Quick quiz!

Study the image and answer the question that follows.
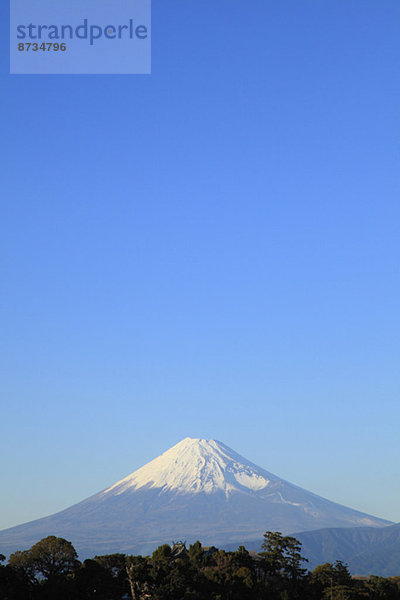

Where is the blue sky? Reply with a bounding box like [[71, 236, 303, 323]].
[[1, 0, 399, 530]]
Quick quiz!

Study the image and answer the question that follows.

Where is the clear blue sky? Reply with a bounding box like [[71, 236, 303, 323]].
[[1, 0, 399, 531]]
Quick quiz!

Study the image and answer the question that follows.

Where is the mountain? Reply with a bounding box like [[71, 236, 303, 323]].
[[224, 524, 400, 576], [0, 438, 391, 558], [295, 523, 400, 576]]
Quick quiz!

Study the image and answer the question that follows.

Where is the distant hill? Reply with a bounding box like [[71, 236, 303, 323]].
[[0, 438, 391, 558], [224, 523, 400, 576], [296, 523, 400, 576]]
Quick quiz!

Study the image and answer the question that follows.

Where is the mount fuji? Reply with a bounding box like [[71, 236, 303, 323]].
[[0, 438, 391, 557]]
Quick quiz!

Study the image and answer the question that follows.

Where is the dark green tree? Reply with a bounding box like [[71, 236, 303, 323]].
[[94, 554, 129, 598], [188, 541, 204, 567], [7, 549, 37, 586], [260, 531, 308, 580], [364, 575, 400, 600], [126, 555, 152, 600], [310, 561, 355, 600], [73, 559, 114, 600], [311, 561, 352, 587], [258, 531, 308, 599], [8, 536, 79, 582], [8, 536, 80, 600]]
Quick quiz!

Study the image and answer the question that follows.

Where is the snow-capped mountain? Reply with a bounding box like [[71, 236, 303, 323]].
[[0, 438, 392, 557], [104, 437, 274, 496]]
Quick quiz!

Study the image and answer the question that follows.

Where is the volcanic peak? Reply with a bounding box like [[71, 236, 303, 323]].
[[103, 437, 273, 497]]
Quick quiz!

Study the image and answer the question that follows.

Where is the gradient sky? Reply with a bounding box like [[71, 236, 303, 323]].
[[1, 0, 399, 531]]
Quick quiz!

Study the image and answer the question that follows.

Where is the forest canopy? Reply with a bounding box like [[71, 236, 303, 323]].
[[1, 532, 400, 600]]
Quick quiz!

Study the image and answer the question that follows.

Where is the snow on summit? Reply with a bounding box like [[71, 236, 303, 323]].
[[0, 436, 392, 559], [103, 437, 272, 496]]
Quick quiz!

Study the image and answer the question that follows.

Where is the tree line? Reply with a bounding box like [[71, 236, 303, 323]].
[[1, 531, 400, 600]]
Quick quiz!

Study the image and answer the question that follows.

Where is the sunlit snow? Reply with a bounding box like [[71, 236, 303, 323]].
[[0, 436, 392, 559], [103, 437, 272, 496]]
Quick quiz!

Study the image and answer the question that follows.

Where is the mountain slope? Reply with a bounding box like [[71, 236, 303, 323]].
[[0, 438, 391, 557], [294, 523, 400, 576], [224, 524, 400, 576]]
